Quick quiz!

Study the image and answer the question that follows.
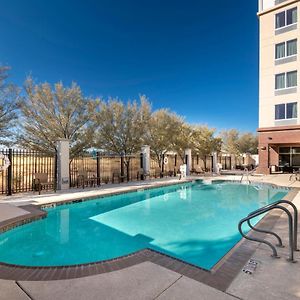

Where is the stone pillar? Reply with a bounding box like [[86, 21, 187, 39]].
[[56, 139, 70, 190], [141, 145, 150, 177], [257, 144, 270, 174], [184, 149, 192, 176], [231, 154, 236, 170], [212, 152, 219, 174]]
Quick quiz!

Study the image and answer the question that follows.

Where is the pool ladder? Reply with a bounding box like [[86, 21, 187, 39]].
[[238, 200, 299, 262]]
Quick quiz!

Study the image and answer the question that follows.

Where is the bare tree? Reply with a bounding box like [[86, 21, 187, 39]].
[[192, 126, 222, 169], [220, 129, 240, 155], [0, 66, 19, 145], [93, 95, 151, 180], [146, 109, 184, 168], [220, 129, 258, 155], [172, 123, 194, 162], [237, 132, 258, 154], [18, 77, 97, 157]]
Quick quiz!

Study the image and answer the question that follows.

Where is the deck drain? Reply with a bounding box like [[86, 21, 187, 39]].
[[242, 259, 259, 275]]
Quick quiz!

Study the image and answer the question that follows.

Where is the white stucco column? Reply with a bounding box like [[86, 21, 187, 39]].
[[184, 149, 192, 176], [231, 154, 236, 170], [56, 139, 70, 190], [212, 152, 219, 174], [141, 145, 150, 176]]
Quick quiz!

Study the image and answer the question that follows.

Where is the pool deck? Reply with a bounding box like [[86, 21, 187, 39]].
[[0, 174, 300, 299]]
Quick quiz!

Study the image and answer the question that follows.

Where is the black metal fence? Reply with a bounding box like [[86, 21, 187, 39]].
[[0, 149, 56, 195], [69, 154, 147, 187], [69, 153, 188, 187], [69, 153, 239, 187], [0, 148, 246, 195]]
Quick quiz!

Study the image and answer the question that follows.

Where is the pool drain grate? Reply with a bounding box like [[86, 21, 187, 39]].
[[242, 258, 259, 275]]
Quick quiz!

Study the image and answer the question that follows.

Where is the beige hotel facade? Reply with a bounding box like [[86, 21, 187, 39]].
[[258, 0, 300, 174]]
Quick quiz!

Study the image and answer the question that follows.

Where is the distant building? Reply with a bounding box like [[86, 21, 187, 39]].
[[258, 0, 300, 174]]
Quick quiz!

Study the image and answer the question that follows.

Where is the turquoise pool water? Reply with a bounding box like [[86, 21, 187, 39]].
[[0, 181, 288, 269]]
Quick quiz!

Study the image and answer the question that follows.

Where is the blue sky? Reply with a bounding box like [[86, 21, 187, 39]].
[[0, 0, 259, 132]]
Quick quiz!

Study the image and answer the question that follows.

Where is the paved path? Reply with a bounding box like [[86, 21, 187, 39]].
[[3, 262, 235, 300], [0, 204, 29, 222], [0, 178, 187, 207]]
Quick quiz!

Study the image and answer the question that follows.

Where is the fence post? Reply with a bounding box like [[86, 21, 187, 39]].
[[56, 139, 70, 190], [120, 154, 125, 182], [161, 154, 165, 177], [54, 151, 58, 190], [7, 149, 12, 196], [96, 152, 101, 186]]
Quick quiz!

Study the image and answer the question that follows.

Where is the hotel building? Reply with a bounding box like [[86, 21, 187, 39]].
[[258, 0, 300, 174]]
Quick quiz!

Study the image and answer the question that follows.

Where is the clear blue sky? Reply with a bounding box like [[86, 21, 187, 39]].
[[0, 0, 259, 132]]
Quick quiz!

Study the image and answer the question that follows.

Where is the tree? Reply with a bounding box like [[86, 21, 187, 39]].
[[172, 123, 194, 162], [220, 129, 240, 155], [146, 109, 184, 168], [0, 66, 19, 145], [192, 126, 222, 157], [93, 96, 151, 180], [18, 77, 97, 157], [237, 132, 258, 154], [220, 129, 258, 155], [192, 126, 222, 169]]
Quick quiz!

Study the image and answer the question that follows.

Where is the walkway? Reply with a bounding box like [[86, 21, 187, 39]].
[[1, 262, 235, 300]]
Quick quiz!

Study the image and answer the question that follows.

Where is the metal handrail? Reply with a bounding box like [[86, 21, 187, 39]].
[[248, 199, 298, 251], [246, 219, 284, 248], [238, 204, 296, 262]]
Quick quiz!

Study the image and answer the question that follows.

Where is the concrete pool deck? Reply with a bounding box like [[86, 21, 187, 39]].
[[0, 174, 300, 299]]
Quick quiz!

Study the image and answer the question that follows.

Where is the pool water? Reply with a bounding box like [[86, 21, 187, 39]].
[[0, 181, 288, 269]]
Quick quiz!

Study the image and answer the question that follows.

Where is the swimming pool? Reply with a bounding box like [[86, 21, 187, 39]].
[[0, 181, 288, 270]]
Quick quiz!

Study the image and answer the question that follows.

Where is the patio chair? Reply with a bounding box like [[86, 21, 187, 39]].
[[112, 172, 127, 183], [33, 173, 56, 195], [137, 168, 150, 180], [191, 166, 205, 175], [289, 168, 300, 181], [77, 171, 101, 188], [154, 168, 168, 178]]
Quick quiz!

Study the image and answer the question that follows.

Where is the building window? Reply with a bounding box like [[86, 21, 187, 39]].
[[276, 11, 286, 28], [287, 102, 297, 118], [275, 42, 285, 59], [275, 7, 297, 29], [275, 71, 297, 89], [287, 71, 297, 87], [275, 103, 286, 119], [287, 7, 297, 25], [275, 39, 297, 59], [275, 102, 297, 120], [279, 147, 300, 168], [275, 73, 285, 89], [287, 39, 297, 56]]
